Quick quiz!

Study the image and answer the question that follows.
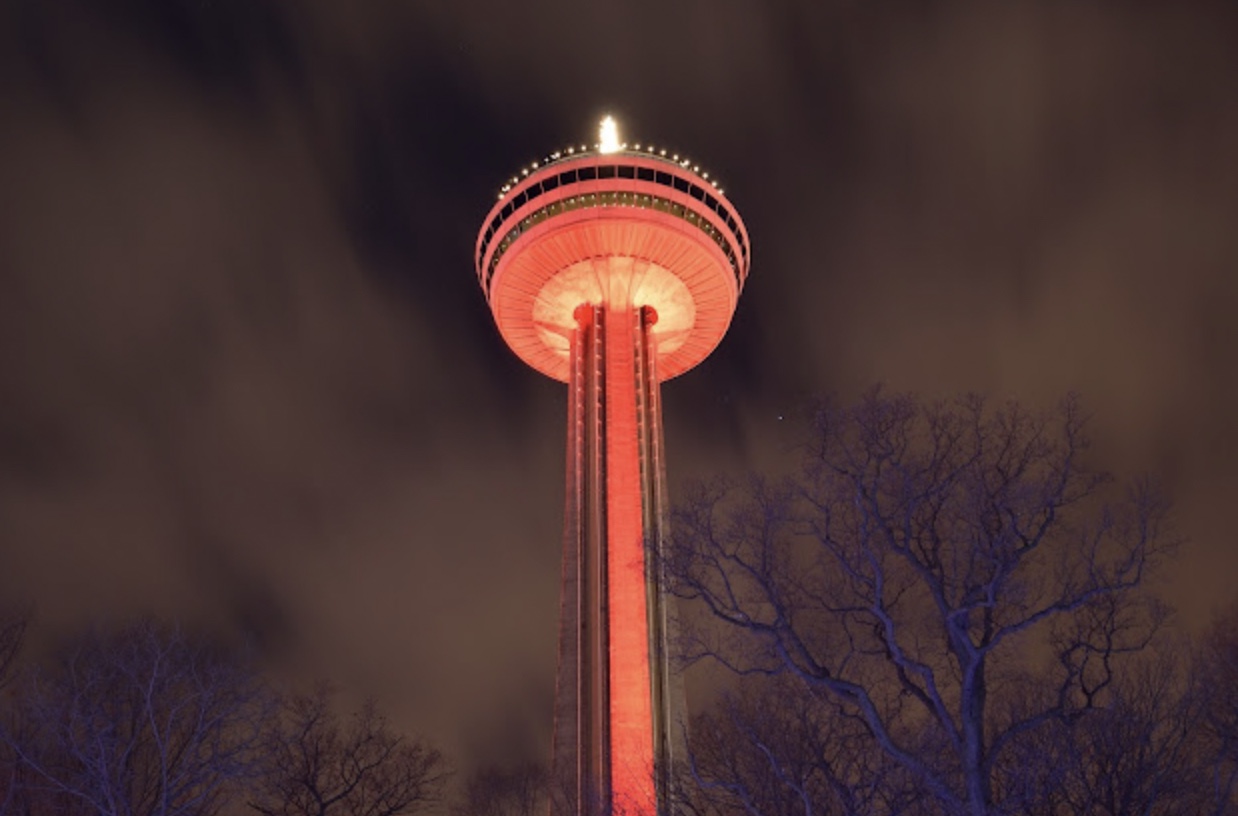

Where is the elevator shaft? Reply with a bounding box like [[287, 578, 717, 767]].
[[551, 304, 684, 816]]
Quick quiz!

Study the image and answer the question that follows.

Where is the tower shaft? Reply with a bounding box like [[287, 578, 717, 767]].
[[553, 304, 684, 816]]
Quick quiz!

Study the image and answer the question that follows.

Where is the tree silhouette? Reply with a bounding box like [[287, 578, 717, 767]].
[[1049, 650, 1204, 815], [0, 612, 26, 691], [452, 761, 548, 816], [0, 610, 29, 816], [1198, 604, 1238, 816], [686, 677, 914, 816], [249, 685, 447, 816], [667, 391, 1176, 816], [4, 619, 270, 816]]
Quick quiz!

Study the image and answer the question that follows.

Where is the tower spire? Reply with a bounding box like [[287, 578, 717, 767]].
[[598, 115, 621, 154]]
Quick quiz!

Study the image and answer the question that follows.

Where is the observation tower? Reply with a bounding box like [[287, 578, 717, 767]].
[[475, 118, 750, 816]]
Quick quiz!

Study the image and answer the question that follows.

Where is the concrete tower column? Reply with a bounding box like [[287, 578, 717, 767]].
[[553, 304, 683, 816]]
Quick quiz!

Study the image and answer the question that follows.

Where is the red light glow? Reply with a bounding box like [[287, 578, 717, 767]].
[[478, 153, 748, 383], [477, 143, 749, 816]]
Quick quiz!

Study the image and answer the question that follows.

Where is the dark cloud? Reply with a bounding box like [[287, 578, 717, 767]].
[[0, 0, 1235, 771]]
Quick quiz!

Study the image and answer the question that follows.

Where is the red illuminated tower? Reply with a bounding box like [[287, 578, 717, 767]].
[[475, 118, 750, 816]]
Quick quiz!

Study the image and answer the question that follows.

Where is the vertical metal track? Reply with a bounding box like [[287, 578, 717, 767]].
[[635, 306, 683, 816], [552, 307, 610, 816], [554, 324, 577, 816], [584, 307, 610, 814]]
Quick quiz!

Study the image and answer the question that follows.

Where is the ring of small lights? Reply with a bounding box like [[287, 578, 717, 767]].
[[475, 151, 750, 383]]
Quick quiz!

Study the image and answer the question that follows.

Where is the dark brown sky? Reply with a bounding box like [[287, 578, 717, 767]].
[[1, 0, 1235, 769]]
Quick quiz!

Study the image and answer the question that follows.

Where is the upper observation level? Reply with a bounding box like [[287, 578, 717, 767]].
[[475, 117, 751, 383]]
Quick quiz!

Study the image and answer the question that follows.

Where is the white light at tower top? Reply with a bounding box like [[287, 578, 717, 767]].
[[598, 116, 620, 154]]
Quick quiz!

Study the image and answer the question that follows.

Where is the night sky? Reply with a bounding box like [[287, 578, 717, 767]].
[[1, 0, 1236, 771]]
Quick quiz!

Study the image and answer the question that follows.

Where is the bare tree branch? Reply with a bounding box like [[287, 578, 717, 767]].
[[2, 618, 270, 816], [250, 684, 448, 816], [666, 390, 1176, 816]]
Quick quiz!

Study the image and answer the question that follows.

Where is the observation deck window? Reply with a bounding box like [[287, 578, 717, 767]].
[[578, 166, 597, 181], [598, 166, 616, 179], [689, 184, 704, 201], [672, 176, 688, 193], [637, 167, 654, 181], [618, 165, 635, 179], [655, 171, 671, 186], [543, 175, 560, 191]]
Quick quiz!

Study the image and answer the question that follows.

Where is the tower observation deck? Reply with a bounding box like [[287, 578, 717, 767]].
[[475, 118, 750, 816]]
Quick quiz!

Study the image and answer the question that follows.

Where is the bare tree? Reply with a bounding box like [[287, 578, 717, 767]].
[[451, 761, 548, 816], [0, 611, 27, 692], [1050, 650, 1204, 815], [666, 391, 1175, 816], [1197, 604, 1238, 816], [0, 609, 30, 816], [686, 677, 914, 816], [250, 685, 448, 816], [3, 618, 271, 816]]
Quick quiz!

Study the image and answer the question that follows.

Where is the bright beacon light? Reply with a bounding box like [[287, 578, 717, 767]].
[[598, 115, 620, 153]]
